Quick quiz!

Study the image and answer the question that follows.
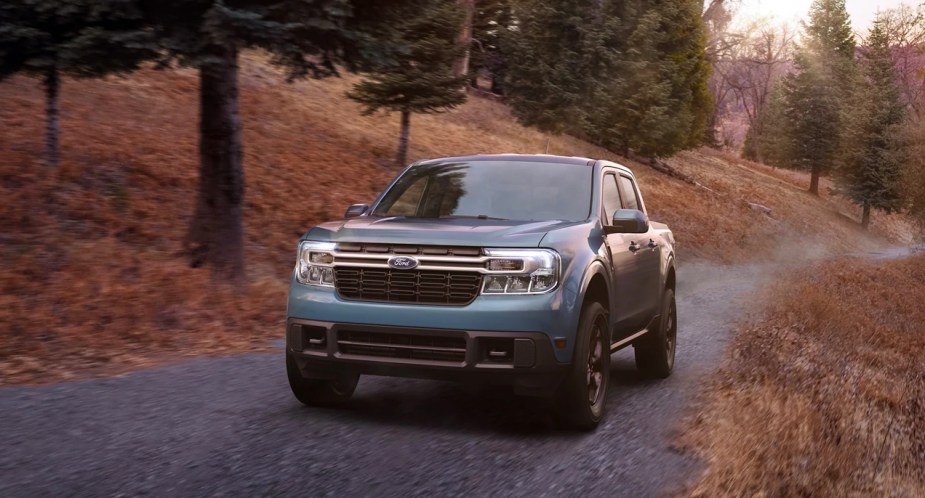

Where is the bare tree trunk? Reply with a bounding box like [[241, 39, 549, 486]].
[[861, 201, 871, 230], [44, 68, 60, 168], [452, 0, 475, 79], [396, 110, 411, 167], [809, 165, 820, 195], [187, 45, 246, 285]]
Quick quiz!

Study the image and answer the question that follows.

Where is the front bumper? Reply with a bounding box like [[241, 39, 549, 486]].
[[287, 278, 583, 364], [287, 318, 570, 396]]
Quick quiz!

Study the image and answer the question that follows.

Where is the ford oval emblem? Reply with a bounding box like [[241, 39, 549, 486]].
[[388, 256, 419, 270]]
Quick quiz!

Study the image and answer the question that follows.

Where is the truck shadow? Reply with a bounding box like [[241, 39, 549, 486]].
[[294, 352, 657, 436]]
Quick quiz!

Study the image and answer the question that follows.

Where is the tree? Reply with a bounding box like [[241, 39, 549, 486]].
[[0, 0, 155, 167], [780, 52, 841, 194], [720, 22, 795, 160], [468, 0, 513, 94], [452, 0, 475, 79], [750, 81, 791, 167], [347, 0, 467, 167], [593, 0, 712, 157], [778, 0, 856, 194], [504, 0, 593, 133], [836, 19, 906, 229], [702, 0, 736, 147], [505, 0, 711, 158], [901, 116, 925, 234], [879, 3, 925, 119], [139, 0, 407, 284]]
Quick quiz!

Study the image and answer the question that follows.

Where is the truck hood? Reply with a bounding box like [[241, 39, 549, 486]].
[[306, 216, 586, 248]]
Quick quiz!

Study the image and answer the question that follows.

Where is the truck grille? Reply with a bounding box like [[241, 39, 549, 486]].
[[337, 329, 466, 363], [334, 268, 482, 305]]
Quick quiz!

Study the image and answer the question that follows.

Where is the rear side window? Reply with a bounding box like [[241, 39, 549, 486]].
[[601, 174, 622, 225], [618, 175, 641, 211]]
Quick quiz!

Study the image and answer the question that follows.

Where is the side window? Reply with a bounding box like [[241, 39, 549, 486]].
[[601, 174, 622, 225], [618, 175, 641, 211]]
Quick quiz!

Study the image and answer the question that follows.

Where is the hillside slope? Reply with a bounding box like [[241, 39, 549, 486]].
[[0, 53, 911, 383]]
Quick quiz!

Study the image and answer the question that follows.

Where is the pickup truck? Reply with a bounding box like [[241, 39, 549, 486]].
[[286, 154, 677, 430]]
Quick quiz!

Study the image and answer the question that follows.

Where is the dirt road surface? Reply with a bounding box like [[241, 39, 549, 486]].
[[1, 262, 776, 497]]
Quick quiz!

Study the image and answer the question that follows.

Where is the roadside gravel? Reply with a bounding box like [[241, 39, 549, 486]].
[[0, 261, 775, 497]]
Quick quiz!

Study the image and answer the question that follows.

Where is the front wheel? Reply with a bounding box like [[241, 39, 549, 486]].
[[634, 288, 677, 378], [556, 301, 610, 431], [286, 352, 359, 406]]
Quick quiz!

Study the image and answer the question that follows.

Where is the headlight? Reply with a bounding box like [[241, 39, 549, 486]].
[[481, 249, 559, 295], [296, 241, 336, 287]]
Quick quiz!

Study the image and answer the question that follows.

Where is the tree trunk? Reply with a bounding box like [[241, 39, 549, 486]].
[[44, 68, 60, 168], [861, 201, 871, 230], [186, 45, 246, 285], [396, 110, 411, 167], [809, 165, 820, 195], [452, 0, 475, 79]]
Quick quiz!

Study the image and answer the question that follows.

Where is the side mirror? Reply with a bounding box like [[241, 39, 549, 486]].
[[606, 209, 649, 234], [344, 204, 368, 219]]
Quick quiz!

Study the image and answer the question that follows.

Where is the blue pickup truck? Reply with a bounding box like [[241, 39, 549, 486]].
[[286, 154, 677, 429]]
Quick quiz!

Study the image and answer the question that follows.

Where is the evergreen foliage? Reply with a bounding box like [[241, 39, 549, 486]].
[[504, 0, 711, 157], [749, 82, 790, 167], [772, 0, 857, 194], [504, 0, 592, 134], [835, 19, 905, 229], [0, 0, 156, 166], [346, 0, 468, 166], [468, 0, 513, 94]]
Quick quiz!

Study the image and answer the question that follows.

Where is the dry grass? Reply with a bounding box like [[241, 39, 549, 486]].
[[0, 52, 912, 384], [681, 253, 925, 497]]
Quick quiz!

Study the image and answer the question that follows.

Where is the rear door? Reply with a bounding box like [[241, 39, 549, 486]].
[[617, 174, 661, 321]]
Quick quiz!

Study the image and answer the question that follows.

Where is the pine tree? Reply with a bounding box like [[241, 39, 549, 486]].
[[585, 0, 711, 158], [138, 0, 410, 283], [0, 0, 155, 167], [504, 0, 592, 134], [751, 82, 790, 167], [781, 0, 857, 194], [586, 1, 668, 155], [347, 0, 468, 167], [654, 0, 713, 151], [468, 0, 513, 94], [780, 52, 841, 191], [835, 18, 905, 229]]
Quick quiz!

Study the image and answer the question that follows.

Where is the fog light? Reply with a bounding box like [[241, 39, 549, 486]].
[[484, 276, 507, 293], [321, 267, 334, 284], [508, 276, 530, 292], [531, 272, 555, 292], [308, 266, 322, 282]]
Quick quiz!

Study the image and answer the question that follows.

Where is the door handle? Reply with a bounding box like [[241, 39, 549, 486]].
[[629, 241, 641, 253], [647, 239, 658, 249]]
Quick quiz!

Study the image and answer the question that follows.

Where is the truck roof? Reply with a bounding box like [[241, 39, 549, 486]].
[[415, 154, 634, 176], [416, 154, 595, 166]]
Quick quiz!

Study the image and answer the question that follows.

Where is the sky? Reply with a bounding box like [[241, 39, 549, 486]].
[[735, 0, 914, 33]]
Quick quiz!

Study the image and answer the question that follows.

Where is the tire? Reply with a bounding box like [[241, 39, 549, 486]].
[[286, 352, 359, 406], [634, 288, 677, 379], [556, 301, 610, 431]]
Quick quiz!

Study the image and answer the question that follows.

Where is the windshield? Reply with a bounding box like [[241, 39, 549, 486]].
[[372, 160, 593, 221]]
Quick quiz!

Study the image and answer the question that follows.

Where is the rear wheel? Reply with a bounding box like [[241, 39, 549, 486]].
[[286, 352, 359, 406], [634, 288, 677, 378], [557, 302, 610, 431]]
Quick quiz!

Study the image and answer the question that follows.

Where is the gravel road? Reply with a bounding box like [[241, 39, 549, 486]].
[[0, 262, 775, 497]]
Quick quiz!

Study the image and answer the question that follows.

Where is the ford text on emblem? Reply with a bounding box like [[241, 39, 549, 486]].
[[388, 256, 419, 270]]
